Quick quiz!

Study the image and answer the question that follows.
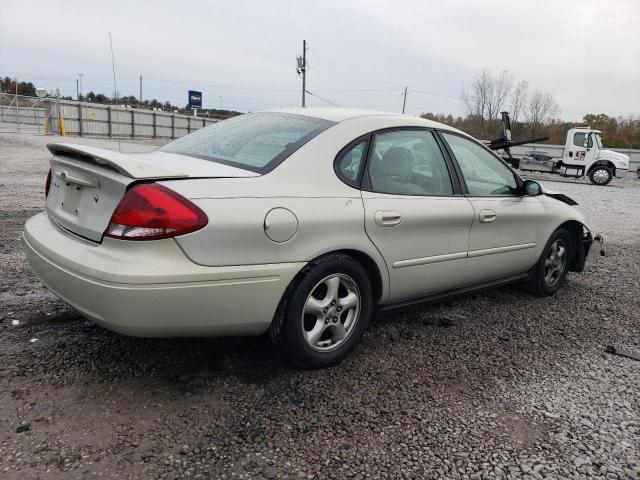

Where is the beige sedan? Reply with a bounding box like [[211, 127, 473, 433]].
[[24, 108, 603, 367]]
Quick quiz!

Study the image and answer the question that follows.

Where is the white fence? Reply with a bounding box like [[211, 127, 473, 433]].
[[0, 105, 46, 125], [44, 99, 218, 139], [0, 94, 218, 139]]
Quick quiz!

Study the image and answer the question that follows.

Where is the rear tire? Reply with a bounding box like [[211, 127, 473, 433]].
[[589, 166, 613, 185], [523, 228, 572, 296], [268, 254, 373, 368]]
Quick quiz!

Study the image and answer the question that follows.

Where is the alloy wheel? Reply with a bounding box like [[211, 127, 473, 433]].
[[544, 239, 567, 287], [301, 273, 361, 352]]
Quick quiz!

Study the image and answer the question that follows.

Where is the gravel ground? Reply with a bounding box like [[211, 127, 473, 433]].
[[1, 132, 639, 480]]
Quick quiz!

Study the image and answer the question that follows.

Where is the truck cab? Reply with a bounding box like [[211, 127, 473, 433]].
[[560, 127, 629, 185]]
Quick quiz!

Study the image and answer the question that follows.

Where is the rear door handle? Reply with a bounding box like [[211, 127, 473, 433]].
[[479, 209, 497, 223], [374, 210, 403, 227]]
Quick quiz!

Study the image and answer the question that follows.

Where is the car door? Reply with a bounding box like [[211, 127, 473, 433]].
[[566, 130, 594, 167], [358, 128, 475, 302], [439, 131, 546, 284]]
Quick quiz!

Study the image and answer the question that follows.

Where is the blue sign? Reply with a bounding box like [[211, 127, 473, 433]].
[[188, 90, 202, 108]]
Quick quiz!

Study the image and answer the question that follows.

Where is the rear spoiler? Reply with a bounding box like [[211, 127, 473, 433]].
[[47, 143, 187, 179]]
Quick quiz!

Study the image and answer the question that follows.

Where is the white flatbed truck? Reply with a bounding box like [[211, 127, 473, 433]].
[[490, 113, 630, 186], [518, 127, 630, 185]]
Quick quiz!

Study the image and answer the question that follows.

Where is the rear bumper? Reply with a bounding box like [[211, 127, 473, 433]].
[[24, 213, 304, 337]]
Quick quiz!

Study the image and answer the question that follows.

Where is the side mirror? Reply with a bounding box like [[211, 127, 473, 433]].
[[523, 180, 543, 196]]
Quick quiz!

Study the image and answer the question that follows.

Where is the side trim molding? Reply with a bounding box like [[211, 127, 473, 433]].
[[392, 242, 535, 269], [393, 251, 467, 269], [468, 242, 535, 258]]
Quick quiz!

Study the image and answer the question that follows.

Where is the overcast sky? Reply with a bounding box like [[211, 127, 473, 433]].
[[1, 0, 638, 120]]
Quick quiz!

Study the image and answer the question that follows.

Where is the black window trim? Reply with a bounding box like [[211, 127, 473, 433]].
[[436, 129, 525, 198], [333, 134, 372, 188], [334, 126, 464, 197]]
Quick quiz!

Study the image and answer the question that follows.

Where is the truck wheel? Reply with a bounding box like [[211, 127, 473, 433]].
[[268, 254, 372, 369], [523, 228, 572, 296], [589, 166, 613, 185]]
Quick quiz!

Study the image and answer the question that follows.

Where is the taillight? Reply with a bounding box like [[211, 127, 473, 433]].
[[45, 169, 52, 198], [105, 183, 208, 241]]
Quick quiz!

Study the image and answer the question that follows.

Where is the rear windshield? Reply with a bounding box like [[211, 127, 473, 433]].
[[161, 112, 335, 173]]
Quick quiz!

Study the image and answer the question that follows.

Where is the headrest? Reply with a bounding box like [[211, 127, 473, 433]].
[[380, 147, 414, 176]]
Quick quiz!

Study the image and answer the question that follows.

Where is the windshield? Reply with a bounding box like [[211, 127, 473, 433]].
[[161, 113, 335, 173], [595, 133, 603, 149]]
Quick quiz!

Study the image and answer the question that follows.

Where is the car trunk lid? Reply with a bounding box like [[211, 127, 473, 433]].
[[45, 143, 258, 242]]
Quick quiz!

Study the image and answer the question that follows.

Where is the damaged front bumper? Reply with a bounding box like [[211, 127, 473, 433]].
[[583, 232, 605, 272]]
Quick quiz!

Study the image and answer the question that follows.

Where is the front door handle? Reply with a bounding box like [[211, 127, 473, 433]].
[[374, 210, 402, 227], [479, 209, 497, 223]]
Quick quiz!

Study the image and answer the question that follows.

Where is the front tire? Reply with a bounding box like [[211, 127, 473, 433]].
[[523, 228, 572, 296], [589, 166, 613, 185], [269, 254, 373, 368]]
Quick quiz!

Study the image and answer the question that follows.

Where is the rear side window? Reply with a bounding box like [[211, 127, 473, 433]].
[[161, 113, 334, 173], [367, 129, 453, 196], [335, 140, 367, 186]]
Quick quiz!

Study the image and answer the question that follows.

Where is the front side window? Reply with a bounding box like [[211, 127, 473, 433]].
[[367, 129, 453, 196], [442, 132, 518, 196], [161, 113, 334, 173], [573, 132, 593, 148]]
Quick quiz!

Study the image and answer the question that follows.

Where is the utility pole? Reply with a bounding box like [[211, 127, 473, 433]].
[[296, 40, 307, 107], [15, 77, 19, 133], [77, 73, 84, 99], [402, 86, 408, 114], [139, 74, 143, 104], [109, 32, 118, 104]]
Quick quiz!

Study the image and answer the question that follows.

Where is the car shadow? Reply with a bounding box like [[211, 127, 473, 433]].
[[11, 280, 582, 395]]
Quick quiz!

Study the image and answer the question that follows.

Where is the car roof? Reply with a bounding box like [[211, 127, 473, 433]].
[[262, 107, 463, 133]]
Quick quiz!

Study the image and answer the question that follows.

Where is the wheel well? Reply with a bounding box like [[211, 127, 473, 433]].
[[588, 160, 616, 174], [558, 220, 587, 271], [333, 249, 384, 303]]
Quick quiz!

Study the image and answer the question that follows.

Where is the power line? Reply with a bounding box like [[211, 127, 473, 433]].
[[306, 46, 354, 87], [304, 89, 340, 107], [408, 88, 461, 100], [145, 76, 298, 92]]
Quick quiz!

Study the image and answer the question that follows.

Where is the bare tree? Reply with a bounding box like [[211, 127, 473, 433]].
[[524, 89, 560, 136], [510, 80, 529, 127], [485, 70, 513, 123], [462, 70, 513, 135], [462, 70, 491, 124]]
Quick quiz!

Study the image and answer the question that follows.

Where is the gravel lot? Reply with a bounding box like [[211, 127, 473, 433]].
[[1, 132, 639, 479]]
